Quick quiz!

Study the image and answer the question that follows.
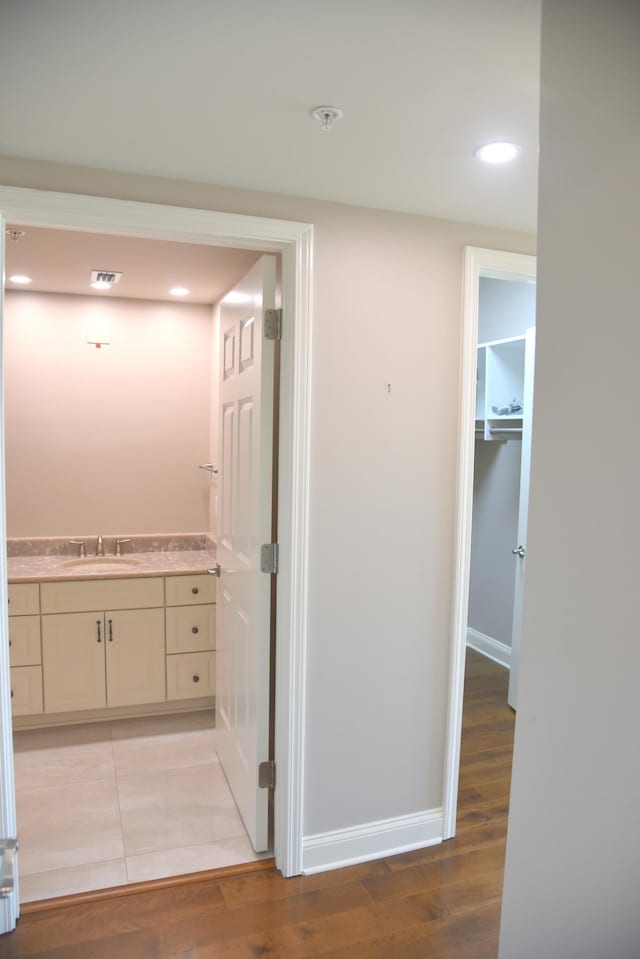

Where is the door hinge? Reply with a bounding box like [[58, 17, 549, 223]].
[[0, 839, 19, 897], [258, 760, 276, 790], [260, 543, 279, 574], [264, 308, 282, 341]]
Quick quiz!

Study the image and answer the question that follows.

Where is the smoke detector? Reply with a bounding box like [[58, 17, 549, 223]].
[[311, 106, 343, 132]]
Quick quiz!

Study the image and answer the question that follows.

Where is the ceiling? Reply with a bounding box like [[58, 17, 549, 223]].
[[0, 0, 540, 234], [4, 226, 261, 303]]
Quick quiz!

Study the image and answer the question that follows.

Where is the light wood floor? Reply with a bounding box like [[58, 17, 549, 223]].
[[4, 650, 515, 958]]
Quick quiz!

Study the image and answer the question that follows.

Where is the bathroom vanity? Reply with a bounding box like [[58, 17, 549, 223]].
[[7, 540, 217, 727]]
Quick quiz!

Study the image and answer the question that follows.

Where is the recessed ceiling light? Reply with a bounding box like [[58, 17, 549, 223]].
[[169, 286, 190, 296], [90, 280, 113, 291], [8, 274, 32, 284], [474, 141, 521, 164]]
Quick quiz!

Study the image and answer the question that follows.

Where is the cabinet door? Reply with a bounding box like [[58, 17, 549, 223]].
[[105, 608, 165, 708], [166, 604, 215, 654], [11, 666, 43, 716], [42, 612, 106, 713], [9, 615, 41, 666]]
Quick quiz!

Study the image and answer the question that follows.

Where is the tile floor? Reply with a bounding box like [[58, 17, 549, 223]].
[[13, 710, 267, 903]]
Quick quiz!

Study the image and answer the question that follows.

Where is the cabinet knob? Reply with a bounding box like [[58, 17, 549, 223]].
[[192, 587, 199, 595], [192, 675, 200, 683], [192, 626, 199, 634]]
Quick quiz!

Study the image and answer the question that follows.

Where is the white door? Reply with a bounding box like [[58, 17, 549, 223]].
[[0, 214, 20, 933], [216, 256, 276, 852], [508, 327, 536, 709]]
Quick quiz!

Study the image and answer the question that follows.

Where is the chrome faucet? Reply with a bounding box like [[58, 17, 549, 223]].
[[69, 539, 86, 557], [95, 535, 104, 556]]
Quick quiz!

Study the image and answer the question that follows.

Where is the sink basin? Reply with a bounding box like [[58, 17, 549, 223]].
[[61, 557, 142, 571]]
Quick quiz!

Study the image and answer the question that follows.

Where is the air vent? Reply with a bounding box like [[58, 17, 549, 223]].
[[90, 270, 122, 285]]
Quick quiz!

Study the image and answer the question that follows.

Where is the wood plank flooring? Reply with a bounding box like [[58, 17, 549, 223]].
[[4, 650, 515, 958]]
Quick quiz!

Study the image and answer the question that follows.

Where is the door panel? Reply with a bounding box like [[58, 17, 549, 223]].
[[508, 327, 536, 709], [216, 256, 276, 853]]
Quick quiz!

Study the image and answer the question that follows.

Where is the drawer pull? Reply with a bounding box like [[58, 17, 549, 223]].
[[192, 626, 199, 634], [108, 619, 113, 642], [192, 674, 200, 683], [192, 587, 199, 595], [97, 620, 102, 643]]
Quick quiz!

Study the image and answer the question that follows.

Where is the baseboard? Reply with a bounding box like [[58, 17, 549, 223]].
[[301, 807, 443, 875], [466, 628, 511, 669], [12, 697, 215, 730]]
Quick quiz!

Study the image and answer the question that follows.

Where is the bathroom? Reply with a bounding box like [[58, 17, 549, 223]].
[[4, 224, 273, 902]]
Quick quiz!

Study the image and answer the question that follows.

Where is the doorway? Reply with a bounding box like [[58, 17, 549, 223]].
[[443, 246, 536, 838], [5, 227, 276, 900], [0, 186, 313, 933]]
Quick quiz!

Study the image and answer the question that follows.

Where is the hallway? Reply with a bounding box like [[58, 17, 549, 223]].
[[5, 650, 514, 957]]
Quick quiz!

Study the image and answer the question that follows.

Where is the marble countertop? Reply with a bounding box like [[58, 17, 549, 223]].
[[7, 548, 218, 584]]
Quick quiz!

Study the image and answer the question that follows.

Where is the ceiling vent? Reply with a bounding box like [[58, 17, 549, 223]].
[[90, 270, 122, 285]]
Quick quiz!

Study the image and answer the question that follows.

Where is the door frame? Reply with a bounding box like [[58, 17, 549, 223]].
[[442, 245, 536, 838], [0, 185, 313, 888]]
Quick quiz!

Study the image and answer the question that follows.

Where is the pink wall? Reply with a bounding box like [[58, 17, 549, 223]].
[[4, 290, 213, 537]]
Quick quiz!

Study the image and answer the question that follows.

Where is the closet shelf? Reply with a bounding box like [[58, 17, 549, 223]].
[[475, 333, 531, 442]]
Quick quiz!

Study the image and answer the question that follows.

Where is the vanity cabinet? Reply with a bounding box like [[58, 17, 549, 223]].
[[8, 584, 43, 716], [166, 574, 216, 700], [9, 572, 216, 724], [42, 608, 165, 713]]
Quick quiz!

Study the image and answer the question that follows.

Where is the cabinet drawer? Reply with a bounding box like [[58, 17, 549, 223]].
[[8, 583, 40, 616], [9, 615, 41, 666], [166, 605, 215, 654], [41, 577, 164, 614], [165, 574, 215, 607], [167, 651, 215, 700], [11, 666, 43, 716]]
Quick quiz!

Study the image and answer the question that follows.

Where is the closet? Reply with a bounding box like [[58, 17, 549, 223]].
[[467, 276, 536, 708]]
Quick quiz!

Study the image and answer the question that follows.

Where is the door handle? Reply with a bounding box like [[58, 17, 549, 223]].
[[512, 545, 526, 558], [208, 564, 221, 578]]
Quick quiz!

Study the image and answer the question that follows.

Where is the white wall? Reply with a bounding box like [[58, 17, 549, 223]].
[[499, 2, 640, 956], [4, 290, 212, 537], [478, 277, 536, 343], [0, 155, 535, 853]]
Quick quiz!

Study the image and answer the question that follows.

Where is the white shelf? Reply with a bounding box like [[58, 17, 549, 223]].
[[476, 333, 530, 442]]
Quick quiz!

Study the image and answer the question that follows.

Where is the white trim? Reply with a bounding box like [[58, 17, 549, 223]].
[[0, 185, 313, 880], [466, 628, 511, 670], [302, 808, 444, 875], [0, 214, 19, 933], [442, 246, 536, 841]]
